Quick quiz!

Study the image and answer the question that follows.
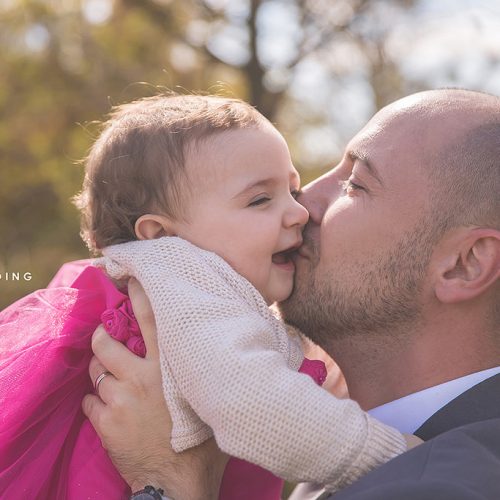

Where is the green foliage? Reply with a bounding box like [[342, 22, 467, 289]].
[[0, 0, 468, 308], [0, 0, 294, 307], [0, 1, 198, 306]]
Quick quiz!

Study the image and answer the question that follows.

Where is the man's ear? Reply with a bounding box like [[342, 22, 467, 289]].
[[134, 214, 177, 240], [435, 228, 500, 304]]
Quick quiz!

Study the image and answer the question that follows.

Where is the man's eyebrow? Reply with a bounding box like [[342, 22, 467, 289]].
[[348, 150, 384, 186]]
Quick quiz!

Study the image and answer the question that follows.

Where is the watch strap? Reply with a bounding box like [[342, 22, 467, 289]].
[[130, 485, 172, 500]]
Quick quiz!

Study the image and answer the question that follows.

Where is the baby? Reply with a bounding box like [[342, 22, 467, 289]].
[[0, 94, 415, 499], [78, 95, 415, 493]]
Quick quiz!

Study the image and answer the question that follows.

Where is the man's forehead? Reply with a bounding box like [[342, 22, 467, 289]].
[[351, 101, 438, 153], [342, 89, 499, 187], [346, 118, 391, 161], [345, 113, 429, 184]]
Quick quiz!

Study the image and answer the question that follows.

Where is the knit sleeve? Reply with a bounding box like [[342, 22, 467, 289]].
[[101, 237, 407, 490]]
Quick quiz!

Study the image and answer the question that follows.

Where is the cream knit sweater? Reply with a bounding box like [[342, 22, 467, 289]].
[[100, 236, 407, 490]]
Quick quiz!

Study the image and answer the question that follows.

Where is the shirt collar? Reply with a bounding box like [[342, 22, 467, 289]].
[[368, 366, 500, 434]]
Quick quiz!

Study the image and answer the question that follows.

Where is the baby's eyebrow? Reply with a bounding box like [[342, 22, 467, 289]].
[[232, 178, 277, 199], [233, 171, 301, 199]]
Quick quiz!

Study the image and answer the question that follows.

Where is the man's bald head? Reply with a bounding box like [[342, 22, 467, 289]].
[[386, 89, 500, 233]]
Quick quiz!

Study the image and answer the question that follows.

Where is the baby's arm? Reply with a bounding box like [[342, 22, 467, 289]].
[[102, 237, 408, 491], [161, 307, 407, 491]]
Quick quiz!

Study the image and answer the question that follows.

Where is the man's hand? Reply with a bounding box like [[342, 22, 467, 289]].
[[82, 278, 228, 499]]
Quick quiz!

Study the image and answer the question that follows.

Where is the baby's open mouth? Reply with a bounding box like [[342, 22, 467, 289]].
[[272, 242, 301, 266], [272, 250, 294, 265]]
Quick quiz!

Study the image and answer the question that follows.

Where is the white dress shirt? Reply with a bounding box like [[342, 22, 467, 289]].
[[369, 365, 500, 433]]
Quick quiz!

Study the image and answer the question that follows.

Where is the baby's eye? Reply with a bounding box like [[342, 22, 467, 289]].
[[248, 196, 271, 207]]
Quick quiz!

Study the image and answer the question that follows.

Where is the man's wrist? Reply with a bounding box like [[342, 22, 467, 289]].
[[128, 464, 211, 500], [131, 485, 172, 500], [127, 439, 228, 500]]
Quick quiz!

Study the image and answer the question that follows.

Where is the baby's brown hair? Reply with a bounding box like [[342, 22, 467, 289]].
[[74, 94, 267, 253]]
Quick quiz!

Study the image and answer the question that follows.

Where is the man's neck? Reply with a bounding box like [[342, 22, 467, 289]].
[[329, 323, 500, 411]]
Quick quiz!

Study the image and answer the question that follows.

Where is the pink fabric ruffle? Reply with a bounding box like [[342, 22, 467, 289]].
[[0, 260, 328, 500], [101, 298, 144, 356], [0, 263, 132, 499]]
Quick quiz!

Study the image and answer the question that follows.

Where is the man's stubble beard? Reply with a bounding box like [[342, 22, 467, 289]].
[[278, 219, 437, 351]]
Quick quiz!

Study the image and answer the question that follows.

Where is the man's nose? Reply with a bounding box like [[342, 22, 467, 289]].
[[298, 169, 339, 225]]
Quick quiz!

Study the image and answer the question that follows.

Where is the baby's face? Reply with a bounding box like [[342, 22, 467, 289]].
[[175, 124, 309, 304]]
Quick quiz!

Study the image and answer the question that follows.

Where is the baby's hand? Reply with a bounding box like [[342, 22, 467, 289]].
[[300, 334, 348, 398], [404, 434, 424, 450]]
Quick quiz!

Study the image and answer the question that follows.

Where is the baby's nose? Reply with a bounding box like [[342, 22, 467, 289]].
[[286, 198, 309, 227]]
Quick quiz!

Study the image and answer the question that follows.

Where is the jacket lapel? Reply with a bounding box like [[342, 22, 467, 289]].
[[415, 373, 500, 440]]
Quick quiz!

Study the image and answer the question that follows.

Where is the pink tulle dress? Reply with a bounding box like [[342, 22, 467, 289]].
[[0, 262, 326, 499]]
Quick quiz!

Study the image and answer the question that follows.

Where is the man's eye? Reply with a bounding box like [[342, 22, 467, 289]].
[[249, 196, 271, 207], [290, 189, 301, 199], [341, 179, 364, 194]]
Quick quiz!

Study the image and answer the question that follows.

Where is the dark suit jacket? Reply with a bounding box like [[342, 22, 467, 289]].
[[322, 373, 500, 499]]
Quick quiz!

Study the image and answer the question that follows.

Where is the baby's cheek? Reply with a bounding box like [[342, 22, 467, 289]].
[[250, 269, 273, 301]]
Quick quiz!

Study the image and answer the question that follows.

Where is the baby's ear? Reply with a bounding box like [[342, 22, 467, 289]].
[[434, 228, 500, 303], [134, 214, 177, 240]]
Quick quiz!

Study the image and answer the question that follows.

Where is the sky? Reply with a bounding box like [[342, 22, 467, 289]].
[[17, 0, 500, 162], [198, 0, 500, 162], [288, 0, 500, 162], [391, 0, 500, 94]]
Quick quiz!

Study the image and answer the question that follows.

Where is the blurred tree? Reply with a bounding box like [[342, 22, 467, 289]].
[[2, 0, 494, 309]]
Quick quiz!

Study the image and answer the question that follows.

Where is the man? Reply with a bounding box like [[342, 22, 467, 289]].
[[83, 89, 500, 499]]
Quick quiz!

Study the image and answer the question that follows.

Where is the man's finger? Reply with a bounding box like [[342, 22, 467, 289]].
[[92, 325, 141, 379], [89, 355, 109, 385], [89, 355, 119, 403], [82, 393, 106, 428], [128, 277, 159, 360]]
